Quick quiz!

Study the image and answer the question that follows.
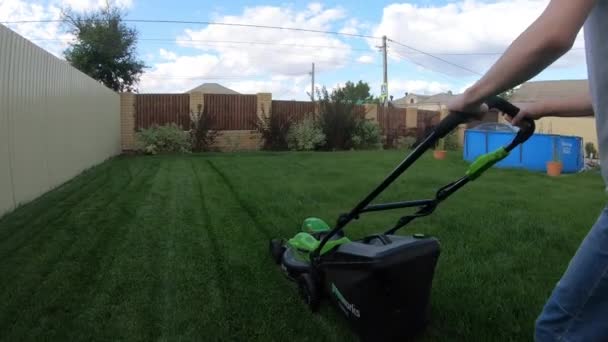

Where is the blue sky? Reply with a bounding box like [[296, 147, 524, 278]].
[[2, 0, 589, 100]]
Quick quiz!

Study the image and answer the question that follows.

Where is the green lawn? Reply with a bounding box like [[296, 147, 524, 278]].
[[0, 151, 604, 341]]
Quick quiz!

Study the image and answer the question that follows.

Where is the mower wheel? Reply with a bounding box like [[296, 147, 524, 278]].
[[297, 273, 320, 312], [269, 239, 285, 264]]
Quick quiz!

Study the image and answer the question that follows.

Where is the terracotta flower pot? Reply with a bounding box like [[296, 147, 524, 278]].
[[433, 150, 447, 160], [546, 161, 563, 177]]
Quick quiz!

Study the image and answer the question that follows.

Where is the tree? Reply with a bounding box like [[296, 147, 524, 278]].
[[335, 80, 376, 104], [63, 4, 145, 92]]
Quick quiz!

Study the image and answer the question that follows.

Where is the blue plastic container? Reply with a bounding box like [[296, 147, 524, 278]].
[[463, 130, 584, 173]]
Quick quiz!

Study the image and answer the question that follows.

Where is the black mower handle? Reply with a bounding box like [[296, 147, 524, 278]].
[[311, 96, 534, 261], [484, 96, 535, 151], [434, 96, 534, 144]]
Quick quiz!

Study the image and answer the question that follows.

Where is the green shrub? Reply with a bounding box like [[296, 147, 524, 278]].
[[136, 123, 191, 154], [444, 130, 460, 151], [317, 87, 359, 150], [255, 106, 291, 151], [190, 104, 219, 152], [287, 118, 326, 151], [352, 120, 382, 150], [395, 136, 417, 150], [585, 142, 597, 158]]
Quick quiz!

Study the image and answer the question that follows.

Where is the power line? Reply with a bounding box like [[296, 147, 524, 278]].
[[142, 75, 279, 80], [2, 19, 382, 40], [28, 37, 372, 52], [388, 38, 482, 76], [397, 47, 586, 56], [388, 50, 463, 83], [31, 39, 380, 66], [26, 37, 588, 56]]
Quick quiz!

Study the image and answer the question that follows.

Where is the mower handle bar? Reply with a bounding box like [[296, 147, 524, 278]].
[[311, 96, 535, 261]]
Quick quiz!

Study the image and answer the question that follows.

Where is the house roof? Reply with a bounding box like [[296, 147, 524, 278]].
[[392, 92, 454, 108], [421, 92, 454, 104], [510, 80, 589, 103], [187, 83, 240, 94]]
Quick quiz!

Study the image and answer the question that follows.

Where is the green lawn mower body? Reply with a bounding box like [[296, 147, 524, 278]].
[[269, 97, 535, 341]]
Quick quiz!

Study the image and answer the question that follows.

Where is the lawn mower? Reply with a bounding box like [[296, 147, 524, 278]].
[[269, 97, 535, 341]]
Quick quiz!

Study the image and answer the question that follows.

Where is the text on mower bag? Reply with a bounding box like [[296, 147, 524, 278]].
[[331, 283, 360, 318]]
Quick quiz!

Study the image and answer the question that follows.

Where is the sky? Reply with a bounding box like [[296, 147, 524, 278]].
[[0, 0, 589, 100]]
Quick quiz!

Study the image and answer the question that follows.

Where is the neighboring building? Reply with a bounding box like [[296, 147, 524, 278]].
[[507, 79, 597, 149], [186, 83, 240, 94], [392, 91, 455, 111]]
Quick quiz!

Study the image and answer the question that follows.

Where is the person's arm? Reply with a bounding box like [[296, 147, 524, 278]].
[[508, 93, 594, 125], [450, 0, 596, 115]]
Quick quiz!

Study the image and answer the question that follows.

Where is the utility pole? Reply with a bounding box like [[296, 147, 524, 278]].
[[382, 36, 388, 88], [381, 36, 391, 145], [309, 62, 316, 115], [310, 62, 315, 102], [380, 36, 388, 106]]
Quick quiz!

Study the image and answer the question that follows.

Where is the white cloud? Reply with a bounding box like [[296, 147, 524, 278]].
[[139, 53, 222, 93], [0, 0, 72, 57], [373, 0, 586, 76], [389, 80, 452, 97], [357, 55, 375, 64], [340, 18, 361, 35], [307, 3, 323, 14], [159, 48, 178, 61], [139, 49, 312, 98], [59, 0, 133, 12], [0, 0, 133, 58], [140, 4, 355, 97], [176, 4, 352, 76], [226, 75, 310, 99]]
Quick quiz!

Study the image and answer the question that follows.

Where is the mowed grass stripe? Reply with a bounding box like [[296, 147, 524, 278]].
[[203, 157, 353, 342], [0, 157, 161, 340], [0, 158, 149, 327], [66, 156, 175, 341], [0, 158, 123, 256]]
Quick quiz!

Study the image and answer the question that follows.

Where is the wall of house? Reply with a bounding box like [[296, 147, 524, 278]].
[[0, 25, 121, 216], [499, 114, 598, 150], [537, 116, 598, 150]]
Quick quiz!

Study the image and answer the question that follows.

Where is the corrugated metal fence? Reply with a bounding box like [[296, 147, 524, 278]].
[[204, 94, 258, 130], [135, 94, 190, 130], [0, 24, 120, 216]]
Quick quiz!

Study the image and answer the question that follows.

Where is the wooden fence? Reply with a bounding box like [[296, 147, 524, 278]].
[[417, 109, 441, 140], [131, 93, 443, 141], [204, 94, 258, 130], [378, 106, 408, 136], [271, 100, 316, 126], [135, 94, 190, 130]]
